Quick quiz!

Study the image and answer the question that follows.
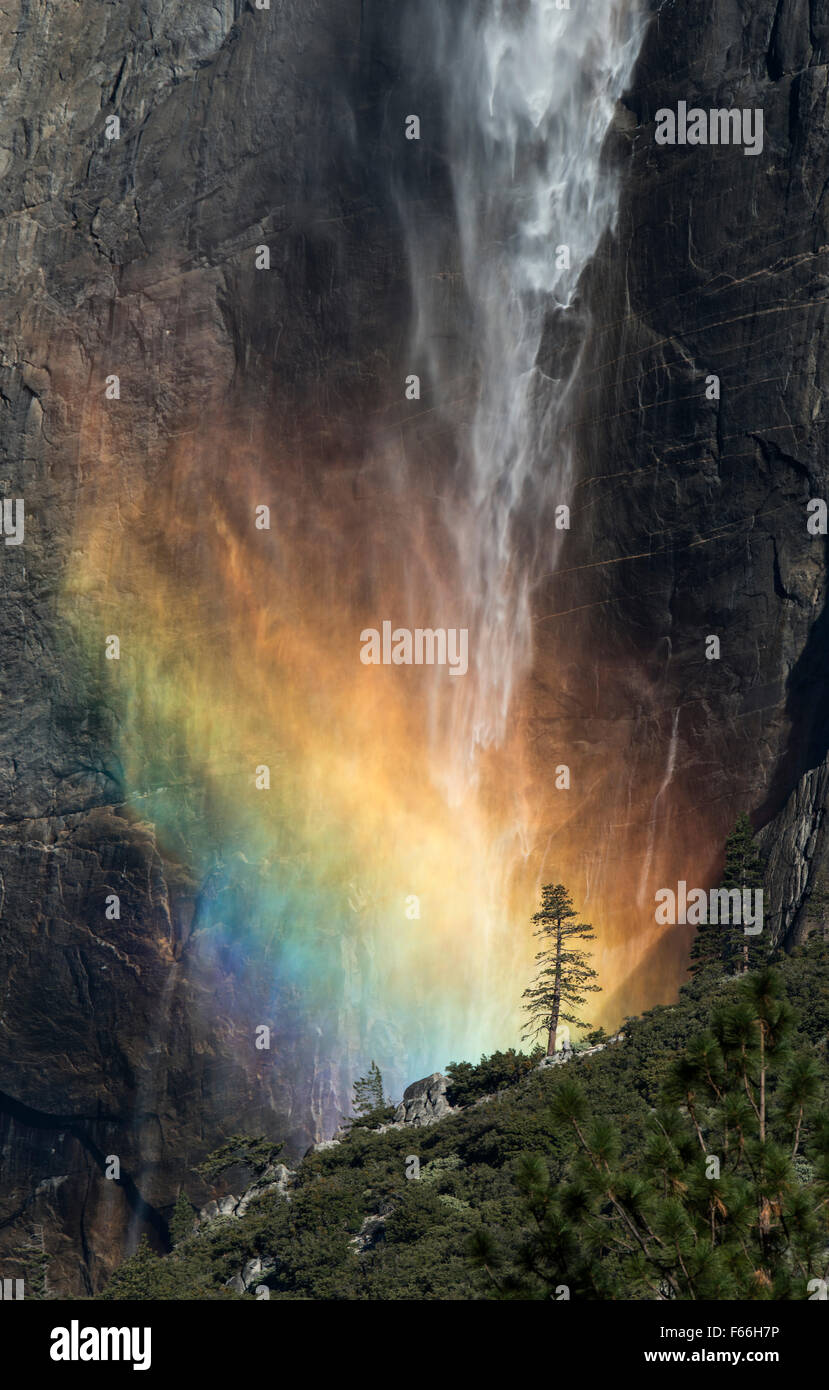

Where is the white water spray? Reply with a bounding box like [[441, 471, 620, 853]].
[[637, 706, 681, 908], [401, 0, 646, 773]]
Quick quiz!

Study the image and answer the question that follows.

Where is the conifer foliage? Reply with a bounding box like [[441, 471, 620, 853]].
[[352, 1060, 387, 1117], [690, 813, 766, 976], [484, 967, 829, 1299], [522, 883, 601, 1055]]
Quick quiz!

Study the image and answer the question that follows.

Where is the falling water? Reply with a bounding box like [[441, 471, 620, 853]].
[[637, 707, 681, 908], [63, 0, 652, 1114], [400, 0, 646, 775]]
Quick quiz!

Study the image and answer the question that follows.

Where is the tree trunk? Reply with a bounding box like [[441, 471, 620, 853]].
[[546, 922, 563, 1055]]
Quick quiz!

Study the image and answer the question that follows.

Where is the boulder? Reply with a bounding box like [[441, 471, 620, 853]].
[[393, 1073, 453, 1127]]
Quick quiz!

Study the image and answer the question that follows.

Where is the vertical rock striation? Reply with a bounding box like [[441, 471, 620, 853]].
[[2, 0, 829, 1295], [0, 0, 405, 1296]]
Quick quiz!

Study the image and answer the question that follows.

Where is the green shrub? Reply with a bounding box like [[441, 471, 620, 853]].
[[445, 1047, 542, 1106]]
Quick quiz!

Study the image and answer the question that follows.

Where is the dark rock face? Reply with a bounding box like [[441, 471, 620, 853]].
[[526, 0, 829, 1016], [2, 0, 829, 1296], [0, 0, 408, 1296]]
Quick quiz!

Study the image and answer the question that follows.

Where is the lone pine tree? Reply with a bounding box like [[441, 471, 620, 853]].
[[523, 883, 601, 1056], [690, 813, 765, 977]]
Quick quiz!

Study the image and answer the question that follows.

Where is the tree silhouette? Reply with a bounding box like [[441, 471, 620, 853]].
[[522, 883, 601, 1056]]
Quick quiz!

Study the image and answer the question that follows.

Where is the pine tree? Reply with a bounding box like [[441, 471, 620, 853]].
[[169, 1191, 195, 1246], [196, 1134, 283, 1183], [687, 915, 723, 976], [492, 967, 829, 1300], [352, 1060, 386, 1116], [100, 1235, 174, 1300], [722, 812, 765, 973], [522, 883, 601, 1056], [689, 812, 765, 977]]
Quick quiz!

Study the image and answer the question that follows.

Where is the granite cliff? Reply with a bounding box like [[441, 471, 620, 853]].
[[1, 0, 828, 1296]]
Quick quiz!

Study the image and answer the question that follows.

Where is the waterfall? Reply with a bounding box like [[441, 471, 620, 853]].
[[63, 0, 653, 1096], [399, 0, 646, 775], [637, 706, 681, 909]]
